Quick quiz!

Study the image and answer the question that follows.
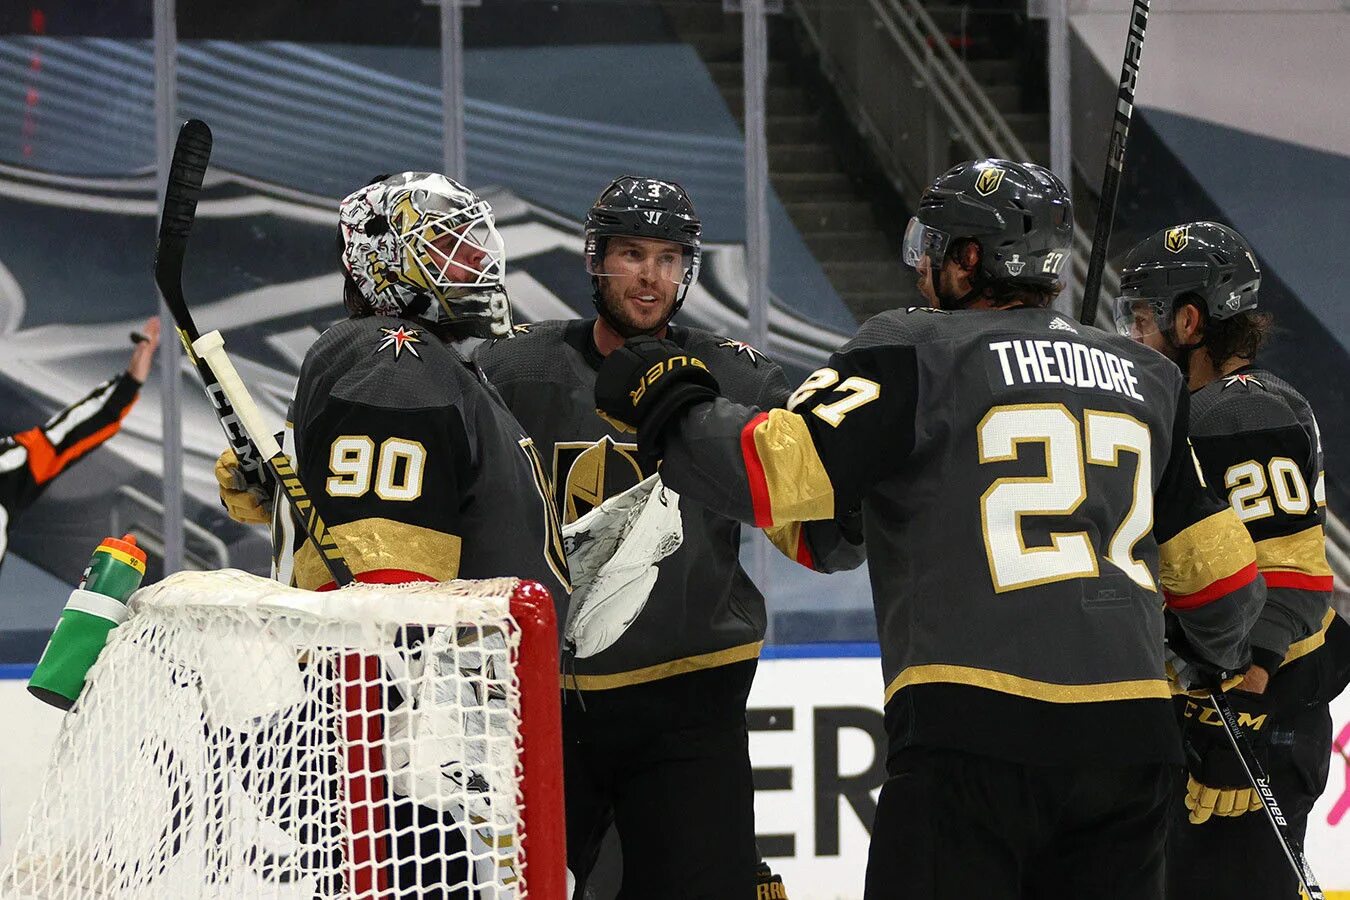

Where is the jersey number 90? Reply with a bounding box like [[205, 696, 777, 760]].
[[326, 435, 427, 501]]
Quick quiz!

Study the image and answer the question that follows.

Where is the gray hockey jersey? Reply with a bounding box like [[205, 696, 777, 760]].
[[476, 319, 863, 689], [1189, 366, 1346, 689], [280, 316, 571, 617], [656, 306, 1264, 766]]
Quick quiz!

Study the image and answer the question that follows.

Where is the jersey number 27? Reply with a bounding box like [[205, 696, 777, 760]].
[[978, 404, 1154, 593]]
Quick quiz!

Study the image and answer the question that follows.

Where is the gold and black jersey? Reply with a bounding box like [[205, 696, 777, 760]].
[[280, 316, 570, 617], [659, 306, 1265, 766], [475, 319, 864, 689], [1189, 366, 1349, 700]]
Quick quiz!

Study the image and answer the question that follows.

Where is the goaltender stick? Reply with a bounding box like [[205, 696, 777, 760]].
[[593, 160, 1264, 899]]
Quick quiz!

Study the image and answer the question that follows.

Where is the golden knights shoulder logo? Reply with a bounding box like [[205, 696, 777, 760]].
[[974, 166, 1006, 196], [1165, 226, 1190, 254], [718, 338, 764, 365], [375, 325, 423, 359]]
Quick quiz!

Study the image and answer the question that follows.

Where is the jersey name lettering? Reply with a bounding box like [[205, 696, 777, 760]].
[[988, 339, 1143, 401]]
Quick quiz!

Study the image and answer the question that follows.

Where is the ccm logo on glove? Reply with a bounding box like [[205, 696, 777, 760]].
[[629, 355, 710, 406], [1182, 700, 1268, 732]]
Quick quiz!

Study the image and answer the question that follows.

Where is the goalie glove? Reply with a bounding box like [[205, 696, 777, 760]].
[[215, 447, 275, 524], [562, 475, 683, 658]]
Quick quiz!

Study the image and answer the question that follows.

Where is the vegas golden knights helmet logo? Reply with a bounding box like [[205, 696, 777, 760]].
[[974, 166, 1006, 197], [1165, 226, 1189, 253]]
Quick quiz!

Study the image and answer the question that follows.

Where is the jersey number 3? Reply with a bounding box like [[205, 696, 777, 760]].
[[978, 404, 1154, 593]]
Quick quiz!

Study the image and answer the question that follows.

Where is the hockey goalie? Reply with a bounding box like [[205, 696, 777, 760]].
[[3, 171, 569, 900]]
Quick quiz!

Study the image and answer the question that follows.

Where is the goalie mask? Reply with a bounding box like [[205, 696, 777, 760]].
[[584, 176, 702, 329], [340, 172, 512, 339]]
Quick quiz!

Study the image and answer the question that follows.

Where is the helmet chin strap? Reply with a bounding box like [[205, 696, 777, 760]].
[[1158, 303, 1205, 383], [1161, 329, 1201, 382]]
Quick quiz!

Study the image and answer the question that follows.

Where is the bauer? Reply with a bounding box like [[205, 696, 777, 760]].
[[475, 176, 862, 898], [1117, 221, 1350, 899], [216, 172, 570, 898], [594, 159, 1265, 899]]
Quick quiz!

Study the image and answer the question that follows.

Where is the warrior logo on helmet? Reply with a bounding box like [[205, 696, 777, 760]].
[[1165, 226, 1190, 253], [975, 166, 1006, 196]]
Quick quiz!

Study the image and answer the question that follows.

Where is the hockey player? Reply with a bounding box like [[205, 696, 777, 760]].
[[1117, 221, 1350, 898], [593, 160, 1265, 899], [219, 172, 566, 597], [217, 172, 569, 898], [475, 176, 862, 898], [1, 317, 159, 567]]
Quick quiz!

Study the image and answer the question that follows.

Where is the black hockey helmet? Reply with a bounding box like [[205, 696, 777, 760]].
[[903, 159, 1073, 299], [584, 176, 702, 316], [1114, 221, 1261, 337]]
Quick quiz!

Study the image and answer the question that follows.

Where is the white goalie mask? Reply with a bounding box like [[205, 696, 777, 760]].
[[339, 172, 512, 338]]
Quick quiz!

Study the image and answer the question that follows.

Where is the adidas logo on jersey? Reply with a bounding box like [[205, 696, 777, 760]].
[[1048, 317, 1078, 334]]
